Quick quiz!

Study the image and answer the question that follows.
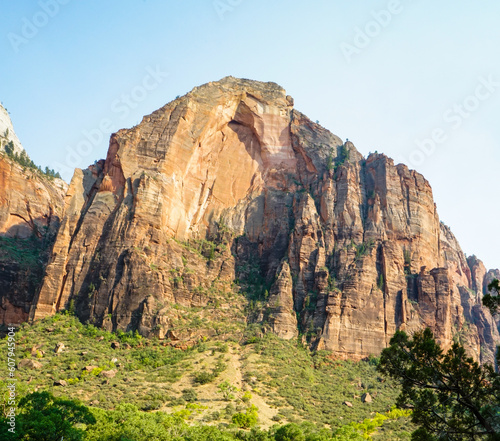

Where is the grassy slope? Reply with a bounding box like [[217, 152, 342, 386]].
[[1, 313, 414, 439]]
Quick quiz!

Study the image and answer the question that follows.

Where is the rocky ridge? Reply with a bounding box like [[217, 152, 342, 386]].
[[0, 103, 24, 155], [15, 77, 499, 362]]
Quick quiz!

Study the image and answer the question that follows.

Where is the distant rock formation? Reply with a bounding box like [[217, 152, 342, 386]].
[[0, 103, 24, 155]]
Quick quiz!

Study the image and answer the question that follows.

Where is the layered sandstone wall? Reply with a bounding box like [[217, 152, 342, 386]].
[[0, 155, 66, 324], [28, 77, 499, 362]]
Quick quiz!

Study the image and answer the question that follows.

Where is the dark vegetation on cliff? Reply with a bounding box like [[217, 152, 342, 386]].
[[0, 229, 58, 327], [3, 139, 61, 180]]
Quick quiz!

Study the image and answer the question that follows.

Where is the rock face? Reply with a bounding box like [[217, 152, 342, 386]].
[[0, 103, 24, 155], [0, 157, 66, 238], [30, 77, 499, 362], [0, 102, 67, 324], [0, 153, 66, 325]]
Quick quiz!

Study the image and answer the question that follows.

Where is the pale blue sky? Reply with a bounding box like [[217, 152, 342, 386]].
[[1, 0, 499, 270]]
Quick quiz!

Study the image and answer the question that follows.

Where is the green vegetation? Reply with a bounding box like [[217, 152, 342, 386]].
[[0, 233, 53, 290], [0, 314, 192, 412], [175, 237, 226, 262], [331, 407, 411, 440], [326, 144, 351, 172], [0, 234, 45, 271], [3, 140, 61, 180], [377, 274, 384, 291], [193, 360, 227, 384], [379, 328, 500, 440], [218, 380, 238, 401], [244, 330, 408, 434], [483, 279, 500, 315], [232, 404, 258, 428], [0, 391, 95, 441], [403, 248, 412, 275], [1, 313, 414, 440], [355, 239, 375, 261], [0, 397, 410, 441]]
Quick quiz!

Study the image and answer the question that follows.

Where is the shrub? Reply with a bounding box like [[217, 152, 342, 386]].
[[218, 381, 237, 401], [377, 274, 384, 290], [181, 388, 198, 402], [215, 342, 229, 353], [275, 423, 305, 441], [232, 411, 257, 429], [194, 371, 215, 385]]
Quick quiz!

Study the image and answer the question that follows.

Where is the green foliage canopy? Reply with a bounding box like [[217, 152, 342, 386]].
[[378, 328, 500, 440], [483, 279, 500, 316], [0, 391, 96, 441]]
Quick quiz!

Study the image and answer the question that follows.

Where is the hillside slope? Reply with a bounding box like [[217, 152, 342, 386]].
[[3, 313, 413, 439]]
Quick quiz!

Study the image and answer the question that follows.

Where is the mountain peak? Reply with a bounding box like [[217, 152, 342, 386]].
[[2, 77, 495, 364]]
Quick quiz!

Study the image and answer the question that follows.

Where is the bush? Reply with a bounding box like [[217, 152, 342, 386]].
[[216, 343, 229, 353], [181, 388, 198, 402], [218, 381, 237, 401], [194, 371, 215, 385], [232, 412, 256, 429], [275, 423, 306, 441]]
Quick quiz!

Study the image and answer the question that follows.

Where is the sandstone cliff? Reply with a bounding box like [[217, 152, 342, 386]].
[[0, 103, 67, 324], [0, 154, 66, 324], [29, 77, 499, 362]]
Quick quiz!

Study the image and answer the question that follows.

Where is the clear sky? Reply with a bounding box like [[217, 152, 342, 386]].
[[1, 0, 499, 270]]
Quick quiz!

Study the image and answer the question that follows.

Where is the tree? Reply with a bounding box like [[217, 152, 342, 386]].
[[331, 425, 365, 440], [378, 328, 500, 440], [0, 391, 96, 441], [4, 141, 14, 156], [483, 279, 500, 315], [274, 423, 306, 441], [232, 405, 258, 429]]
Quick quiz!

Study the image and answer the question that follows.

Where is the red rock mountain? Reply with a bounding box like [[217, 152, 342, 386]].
[[12, 77, 498, 362]]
